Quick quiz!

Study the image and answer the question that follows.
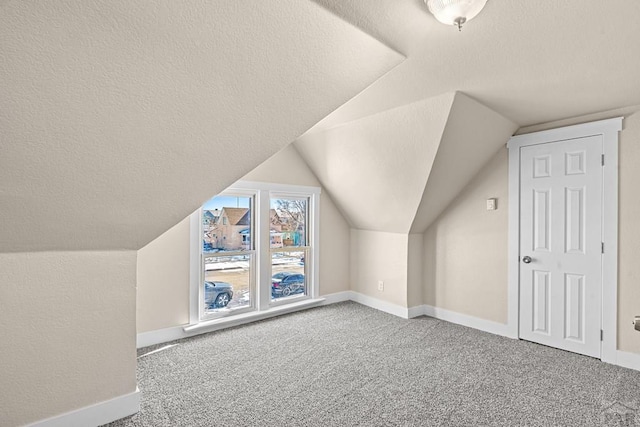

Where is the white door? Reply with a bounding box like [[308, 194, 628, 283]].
[[519, 135, 603, 358]]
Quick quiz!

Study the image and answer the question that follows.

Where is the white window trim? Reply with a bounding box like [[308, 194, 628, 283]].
[[506, 117, 622, 364], [269, 190, 314, 307], [200, 188, 257, 322], [188, 180, 320, 327]]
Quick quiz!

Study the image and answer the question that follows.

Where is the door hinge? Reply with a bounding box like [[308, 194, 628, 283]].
[[601, 242, 605, 254], [601, 329, 604, 341], [601, 154, 605, 166]]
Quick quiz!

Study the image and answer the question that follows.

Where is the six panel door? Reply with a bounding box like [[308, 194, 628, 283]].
[[518, 135, 603, 358]]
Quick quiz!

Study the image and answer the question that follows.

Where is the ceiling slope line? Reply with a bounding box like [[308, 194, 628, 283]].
[[298, 57, 410, 138], [0, 0, 404, 253], [295, 92, 457, 233], [409, 92, 518, 234], [404, 91, 460, 234], [309, 0, 408, 59]]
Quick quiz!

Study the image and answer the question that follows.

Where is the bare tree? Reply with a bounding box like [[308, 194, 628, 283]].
[[273, 199, 307, 244]]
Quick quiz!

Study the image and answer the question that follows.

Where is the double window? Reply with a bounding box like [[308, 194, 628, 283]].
[[191, 182, 319, 322]]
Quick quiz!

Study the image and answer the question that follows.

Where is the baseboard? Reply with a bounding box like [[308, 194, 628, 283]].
[[137, 292, 352, 348], [319, 291, 351, 305], [616, 350, 640, 371], [348, 292, 409, 319], [137, 325, 188, 349], [28, 388, 140, 427], [407, 305, 425, 319], [412, 304, 514, 338]]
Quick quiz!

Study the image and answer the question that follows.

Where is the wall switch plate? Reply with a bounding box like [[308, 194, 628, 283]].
[[377, 281, 384, 291], [486, 198, 497, 211]]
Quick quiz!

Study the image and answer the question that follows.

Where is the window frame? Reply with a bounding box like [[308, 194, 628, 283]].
[[269, 192, 311, 307], [199, 189, 257, 321], [189, 181, 320, 326]]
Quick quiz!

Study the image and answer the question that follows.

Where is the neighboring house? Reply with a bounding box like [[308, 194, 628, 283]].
[[207, 207, 293, 250], [212, 207, 251, 250], [270, 208, 306, 247], [202, 209, 219, 226], [270, 229, 284, 248], [202, 209, 220, 250]]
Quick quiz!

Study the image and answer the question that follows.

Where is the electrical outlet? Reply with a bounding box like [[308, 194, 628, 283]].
[[377, 281, 384, 291]]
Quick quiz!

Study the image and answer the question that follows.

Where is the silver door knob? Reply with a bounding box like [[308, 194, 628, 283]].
[[522, 256, 532, 264]]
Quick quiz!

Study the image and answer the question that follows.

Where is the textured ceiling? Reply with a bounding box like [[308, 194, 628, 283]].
[[4, 0, 639, 251], [409, 93, 517, 233], [311, 0, 640, 131], [0, 0, 403, 252], [291, 0, 640, 235], [295, 92, 516, 233], [295, 93, 453, 233]]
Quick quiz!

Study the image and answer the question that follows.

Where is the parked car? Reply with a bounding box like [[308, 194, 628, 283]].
[[272, 271, 294, 281], [204, 281, 234, 308], [272, 272, 305, 297]]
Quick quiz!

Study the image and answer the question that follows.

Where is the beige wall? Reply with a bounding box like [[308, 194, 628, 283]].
[[138, 111, 640, 357], [137, 145, 351, 333], [423, 147, 509, 324], [350, 229, 408, 307], [421, 108, 640, 355], [407, 234, 424, 308], [137, 218, 190, 333], [618, 110, 640, 354], [0, 251, 137, 426], [244, 145, 352, 297]]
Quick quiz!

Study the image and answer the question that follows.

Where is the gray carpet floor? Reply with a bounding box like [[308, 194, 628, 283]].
[[107, 302, 640, 426]]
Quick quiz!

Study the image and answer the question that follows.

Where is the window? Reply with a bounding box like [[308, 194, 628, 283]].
[[200, 193, 255, 319], [270, 195, 309, 302], [190, 182, 320, 324]]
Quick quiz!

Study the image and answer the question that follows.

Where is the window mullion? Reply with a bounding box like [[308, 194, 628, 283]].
[[257, 189, 271, 311], [194, 183, 320, 324]]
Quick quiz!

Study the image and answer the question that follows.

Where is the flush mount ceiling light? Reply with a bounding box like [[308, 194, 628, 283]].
[[425, 0, 488, 31]]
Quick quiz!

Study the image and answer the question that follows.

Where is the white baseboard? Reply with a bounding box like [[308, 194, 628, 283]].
[[616, 350, 640, 371], [319, 291, 351, 305], [407, 305, 425, 319], [137, 325, 188, 349], [348, 292, 409, 319], [28, 388, 140, 427], [138, 292, 640, 374], [410, 304, 514, 339], [137, 293, 352, 349]]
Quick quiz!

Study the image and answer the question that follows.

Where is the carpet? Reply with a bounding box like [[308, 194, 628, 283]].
[[106, 302, 640, 426]]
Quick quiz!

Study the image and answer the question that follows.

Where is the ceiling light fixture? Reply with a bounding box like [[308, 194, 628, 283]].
[[425, 0, 488, 31]]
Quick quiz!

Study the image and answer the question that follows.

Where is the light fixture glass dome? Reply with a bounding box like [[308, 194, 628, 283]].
[[426, 0, 488, 30]]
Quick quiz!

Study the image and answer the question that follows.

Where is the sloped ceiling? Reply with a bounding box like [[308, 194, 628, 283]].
[[293, 0, 640, 235], [0, 0, 403, 252], [410, 93, 517, 233], [311, 0, 640, 131], [295, 93, 454, 233], [295, 92, 516, 234]]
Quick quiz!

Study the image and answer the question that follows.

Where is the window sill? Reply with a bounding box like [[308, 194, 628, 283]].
[[183, 298, 325, 335]]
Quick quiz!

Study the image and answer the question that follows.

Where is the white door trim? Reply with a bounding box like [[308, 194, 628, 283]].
[[507, 117, 622, 363]]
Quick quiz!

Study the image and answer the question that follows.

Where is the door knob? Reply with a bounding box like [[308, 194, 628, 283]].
[[522, 256, 532, 264]]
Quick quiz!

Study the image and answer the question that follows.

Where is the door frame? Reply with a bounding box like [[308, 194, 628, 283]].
[[507, 117, 622, 363]]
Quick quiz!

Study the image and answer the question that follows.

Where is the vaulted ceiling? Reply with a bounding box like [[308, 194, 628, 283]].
[[295, 92, 517, 233], [3, 0, 640, 251], [312, 0, 640, 131], [0, 0, 402, 252], [295, 0, 640, 234]]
